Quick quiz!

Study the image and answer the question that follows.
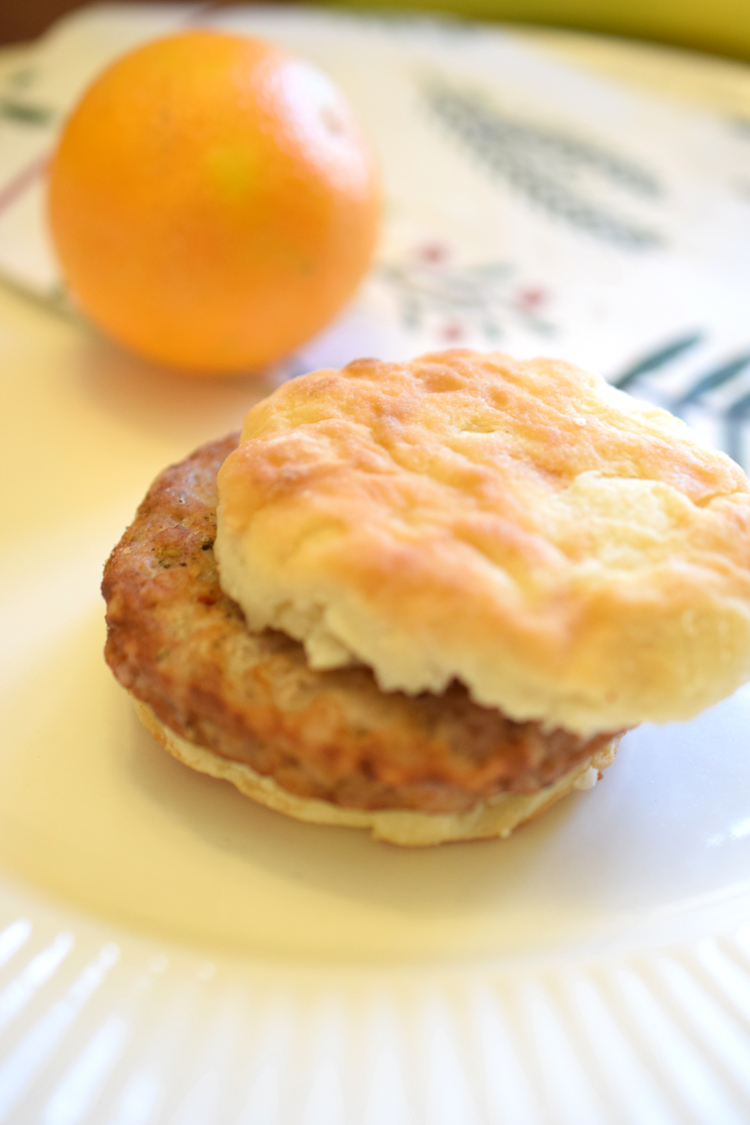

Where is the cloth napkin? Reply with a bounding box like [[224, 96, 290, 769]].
[[1, 3, 749, 463]]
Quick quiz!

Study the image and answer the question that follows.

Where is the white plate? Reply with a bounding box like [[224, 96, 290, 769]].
[[1, 8, 750, 1123]]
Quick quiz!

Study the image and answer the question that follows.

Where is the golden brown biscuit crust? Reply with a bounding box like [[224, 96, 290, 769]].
[[102, 434, 617, 815], [216, 350, 750, 734]]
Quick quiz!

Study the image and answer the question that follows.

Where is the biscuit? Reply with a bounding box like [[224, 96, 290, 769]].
[[103, 434, 618, 821], [133, 697, 619, 845], [216, 349, 750, 735]]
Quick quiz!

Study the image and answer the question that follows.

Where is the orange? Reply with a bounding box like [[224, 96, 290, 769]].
[[47, 31, 380, 375]]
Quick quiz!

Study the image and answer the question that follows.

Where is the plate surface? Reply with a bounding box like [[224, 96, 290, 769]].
[[1, 6, 750, 1122]]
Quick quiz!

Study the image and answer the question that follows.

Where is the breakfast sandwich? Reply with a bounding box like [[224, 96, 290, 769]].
[[102, 350, 750, 845]]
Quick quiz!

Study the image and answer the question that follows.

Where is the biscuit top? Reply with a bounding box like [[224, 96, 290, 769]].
[[215, 349, 750, 735]]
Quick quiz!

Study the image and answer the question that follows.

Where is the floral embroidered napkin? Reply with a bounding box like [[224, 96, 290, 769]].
[[1, 3, 749, 461]]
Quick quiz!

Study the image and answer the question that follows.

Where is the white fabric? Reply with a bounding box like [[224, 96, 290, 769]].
[[1, 3, 749, 459]]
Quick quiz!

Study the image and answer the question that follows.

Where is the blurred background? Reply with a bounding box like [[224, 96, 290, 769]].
[[1, 0, 749, 61]]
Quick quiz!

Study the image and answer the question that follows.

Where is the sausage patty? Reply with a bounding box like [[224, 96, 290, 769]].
[[102, 434, 619, 814]]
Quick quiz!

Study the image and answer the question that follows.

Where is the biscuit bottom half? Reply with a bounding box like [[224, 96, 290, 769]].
[[133, 696, 619, 847]]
